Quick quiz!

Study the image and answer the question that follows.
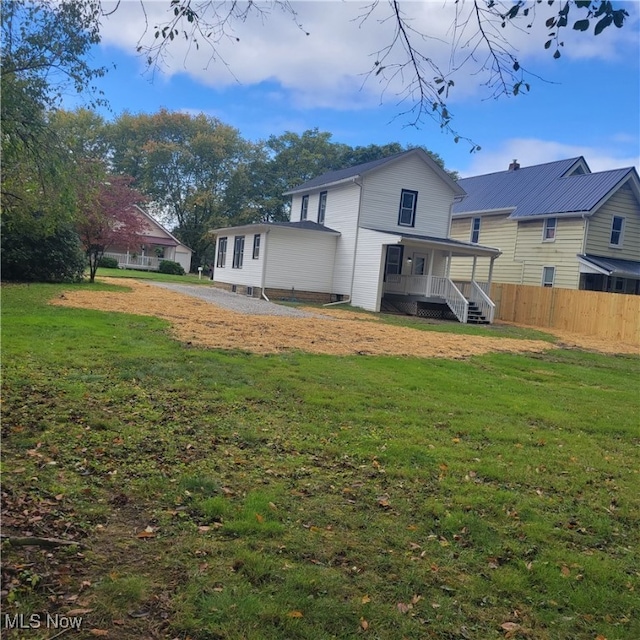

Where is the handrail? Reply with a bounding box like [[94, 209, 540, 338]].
[[442, 278, 468, 324], [470, 280, 495, 323]]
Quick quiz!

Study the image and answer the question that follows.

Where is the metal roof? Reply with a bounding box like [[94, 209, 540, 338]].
[[453, 158, 638, 219], [284, 149, 465, 196], [579, 254, 640, 278]]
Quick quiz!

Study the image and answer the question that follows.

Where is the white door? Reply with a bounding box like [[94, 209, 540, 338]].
[[412, 252, 429, 276]]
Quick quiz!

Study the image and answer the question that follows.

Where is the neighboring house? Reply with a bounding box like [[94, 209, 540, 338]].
[[449, 158, 640, 294], [104, 205, 193, 273], [211, 149, 501, 323]]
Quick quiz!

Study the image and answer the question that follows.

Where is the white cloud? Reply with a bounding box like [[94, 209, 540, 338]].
[[458, 137, 640, 177], [98, 1, 639, 111]]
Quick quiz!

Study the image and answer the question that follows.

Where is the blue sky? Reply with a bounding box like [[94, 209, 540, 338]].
[[79, 1, 640, 178]]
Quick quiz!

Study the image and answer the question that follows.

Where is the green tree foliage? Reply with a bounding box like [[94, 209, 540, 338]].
[[1, 0, 107, 282], [1, 223, 87, 283], [107, 110, 257, 269]]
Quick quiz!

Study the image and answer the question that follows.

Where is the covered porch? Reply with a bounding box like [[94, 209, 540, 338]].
[[381, 234, 501, 323]]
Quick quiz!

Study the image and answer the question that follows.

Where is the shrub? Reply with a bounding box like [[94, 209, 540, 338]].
[[158, 260, 185, 275], [1, 222, 86, 283], [97, 256, 119, 269]]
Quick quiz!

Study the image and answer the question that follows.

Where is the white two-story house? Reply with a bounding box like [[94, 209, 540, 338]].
[[211, 149, 501, 323]]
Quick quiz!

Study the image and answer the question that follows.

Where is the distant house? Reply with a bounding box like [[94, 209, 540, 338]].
[[211, 149, 501, 323], [104, 205, 192, 273], [449, 158, 640, 294]]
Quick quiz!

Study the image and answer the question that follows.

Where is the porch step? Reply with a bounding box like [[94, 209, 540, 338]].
[[466, 302, 489, 325]]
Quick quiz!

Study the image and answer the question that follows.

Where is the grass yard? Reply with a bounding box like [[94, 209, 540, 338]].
[[1, 281, 639, 640]]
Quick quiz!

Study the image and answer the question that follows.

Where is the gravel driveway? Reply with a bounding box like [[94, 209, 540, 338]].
[[145, 282, 326, 318]]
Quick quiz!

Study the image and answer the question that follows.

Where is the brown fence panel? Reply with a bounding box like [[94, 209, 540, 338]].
[[490, 284, 640, 346]]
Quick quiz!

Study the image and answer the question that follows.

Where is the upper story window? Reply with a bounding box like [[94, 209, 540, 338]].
[[470, 217, 481, 243], [317, 191, 327, 225], [543, 217, 557, 241], [398, 189, 418, 227], [216, 237, 227, 268], [300, 195, 309, 221], [610, 216, 625, 246], [232, 235, 245, 269], [252, 234, 261, 259]]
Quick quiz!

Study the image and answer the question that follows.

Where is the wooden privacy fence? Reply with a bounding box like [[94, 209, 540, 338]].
[[490, 284, 640, 347]]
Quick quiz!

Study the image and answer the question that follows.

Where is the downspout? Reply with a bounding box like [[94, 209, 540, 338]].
[[261, 229, 270, 302]]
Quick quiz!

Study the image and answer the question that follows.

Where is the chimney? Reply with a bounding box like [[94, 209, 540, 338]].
[[508, 159, 520, 171]]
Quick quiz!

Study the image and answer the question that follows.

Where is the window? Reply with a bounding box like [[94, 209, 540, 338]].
[[252, 234, 261, 259], [542, 266, 555, 288], [300, 195, 309, 221], [317, 191, 327, 225], [384, 245, 404, 278], [232, 235, 245, 269], [610, 216, 625, 246], [216, 237, 227, 268], [398, 190, 418, 227], [470, 217, 481, 243], [543, 217, 557, 241]]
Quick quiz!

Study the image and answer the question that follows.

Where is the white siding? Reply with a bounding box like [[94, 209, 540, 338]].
[[214, 233, 264, 287], [359, 154, 455, 238], [174, 248, 192, 272], [584, 186, 640, 260], [351, 229, 400, 311], [264, 229, 337, 292]]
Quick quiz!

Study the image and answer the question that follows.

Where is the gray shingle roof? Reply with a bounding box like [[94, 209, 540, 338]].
[[284, 152, 408, 194], [453, 157, 638, 219], [268, 220, 339, 233], [284, 149, 465, 196]]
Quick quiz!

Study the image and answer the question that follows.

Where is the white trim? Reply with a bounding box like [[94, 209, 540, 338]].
[[542, 217, 557, 242], [541, 265, 556, 288]]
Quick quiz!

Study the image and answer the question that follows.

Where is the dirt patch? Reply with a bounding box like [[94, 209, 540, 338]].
[[50, 278, 636, 358]]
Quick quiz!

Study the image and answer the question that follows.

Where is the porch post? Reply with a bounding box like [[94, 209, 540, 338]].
[[446, 251, 452, 278], [471, 256, 477, 282], [426, 251, 435, 296], [487, 257, 495, 288]]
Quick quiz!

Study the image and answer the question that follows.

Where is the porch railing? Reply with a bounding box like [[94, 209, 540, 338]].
[[103, 252, 162, 271], [454, 280, 495, 323], [384, 275, 469, 323], [470, 280, 496, 323]]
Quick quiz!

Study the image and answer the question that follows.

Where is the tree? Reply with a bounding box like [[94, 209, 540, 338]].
[[75, 168, 147, 282], [107, 110, 255, 269], [1, 0, 108, 282], [130, 0, 631, 150]]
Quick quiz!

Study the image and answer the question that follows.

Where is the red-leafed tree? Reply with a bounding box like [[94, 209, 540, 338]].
[[76, 165, 147, 282]]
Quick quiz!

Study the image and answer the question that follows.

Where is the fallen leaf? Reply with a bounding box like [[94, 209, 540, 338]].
[[561, 565, 571, 577], [66, 608, 93, 615], [396, 602, 411, 614], [90, 630, 109, 637], [360, 617, 369, 630], [255, 513, 264, 523], [136, 526, 156, 539], [361, 595, 371, 604], [287, 610, 303, 618]]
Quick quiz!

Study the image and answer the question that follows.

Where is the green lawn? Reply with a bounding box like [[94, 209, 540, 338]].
[[2, 281, 639, 640]]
